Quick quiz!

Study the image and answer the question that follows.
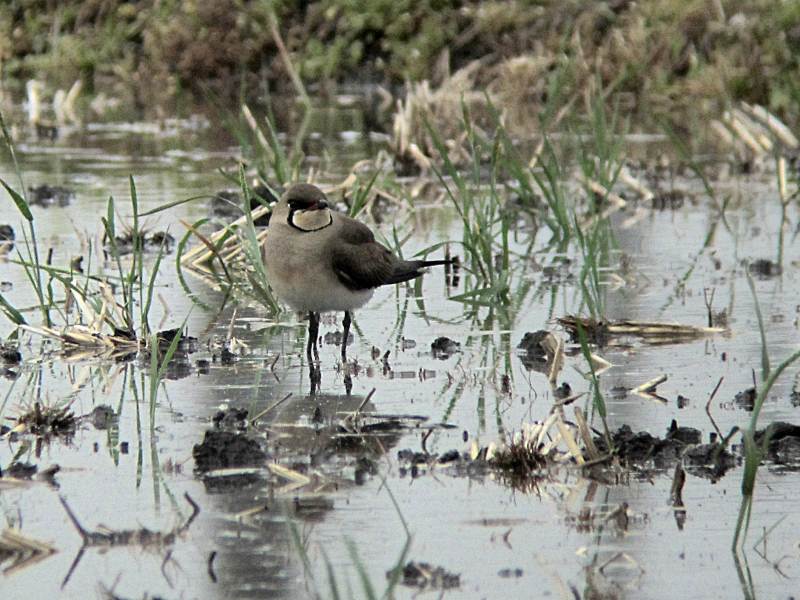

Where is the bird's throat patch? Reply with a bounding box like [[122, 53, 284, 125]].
[[288, 208, 333, 232]]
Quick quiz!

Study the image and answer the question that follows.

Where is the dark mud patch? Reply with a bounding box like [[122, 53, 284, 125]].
[[86, 405, 117, 430], [431, 336, 460, 359], [28, 184, 75, 207], [734, 387, 756, 411], [137, 328, 200, 380], [396, 447, 472, 479], [595, 421, 737, 479], [1, 343, 21, 364], [323, 330, 354, 348], [755, 422, 800, 468], [193, 430, 266, 473], [650, 189, 686, 210], [388, 561, 460, 591], [747, 258, 782, 279], [1, 343, 21, 380], [517, 330, 562, 374], [0, 224, 14, 253], [192, 407, 269, 490], [104, 228, 176, 255]]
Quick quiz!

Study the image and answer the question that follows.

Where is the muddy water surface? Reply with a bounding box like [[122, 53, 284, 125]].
[[1, 104, 799, 599]]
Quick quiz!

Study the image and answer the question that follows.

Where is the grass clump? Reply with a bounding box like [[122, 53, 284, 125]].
[[6, 2, 800, 128]]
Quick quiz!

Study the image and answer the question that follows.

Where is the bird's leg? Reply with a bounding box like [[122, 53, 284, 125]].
[[341, 310, 352, 361], [307, 311, 320, 362], [309, 361, 321, 395]]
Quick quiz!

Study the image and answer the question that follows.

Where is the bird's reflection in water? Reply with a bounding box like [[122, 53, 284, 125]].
[[274, 372, 402, 475], [307, 359, 355, 395]]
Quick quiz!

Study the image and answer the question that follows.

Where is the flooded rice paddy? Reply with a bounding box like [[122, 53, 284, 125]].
[[1, 102, 800, 599]]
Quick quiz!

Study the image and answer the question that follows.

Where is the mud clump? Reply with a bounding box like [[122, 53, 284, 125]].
[[193, 408, 265, 473], [212, 407, 248, 430], [388, 561, 460, 591], [517, 330, 553, 358], [517, 330, 562, 373], [28, 185, 75, 207], [105, 229, 176, 255], [139, 328, 199, 380], [396, 448, 471, 479], [666, 419, 702, 445], [683, 443, 738, 479], [755, 422, 800, 467], [597, 420, 736, 479], [3, 462, 37, 479], [88, 405, 116, 430], [0, 344, 21, 365], [651, 190, 685, 210], [193, 430, 265, 472], [0, 224, 14, 252], [734, 387, 756, 411], [748, 259, 782, 279], [431, 337, 460, 359]]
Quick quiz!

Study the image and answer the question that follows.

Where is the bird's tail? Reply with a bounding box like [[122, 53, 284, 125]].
[[385, 258, 453, 285]]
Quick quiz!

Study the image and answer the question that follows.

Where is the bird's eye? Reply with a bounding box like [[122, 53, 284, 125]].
[[289, 198, 324, 210]]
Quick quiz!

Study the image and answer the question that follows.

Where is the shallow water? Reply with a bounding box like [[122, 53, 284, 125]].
[[1, 102, 799, 599]]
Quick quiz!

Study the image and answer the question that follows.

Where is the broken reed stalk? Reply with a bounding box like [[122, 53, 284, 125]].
[[0, 528, 57, 575], [249, 392, 292, 425], [180, 205, 270, 266]]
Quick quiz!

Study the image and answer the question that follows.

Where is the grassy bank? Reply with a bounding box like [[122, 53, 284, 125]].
[[1, 1, 800, 123]]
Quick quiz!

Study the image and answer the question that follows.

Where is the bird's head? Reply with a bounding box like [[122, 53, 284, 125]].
[[278, 183, 332, 232]]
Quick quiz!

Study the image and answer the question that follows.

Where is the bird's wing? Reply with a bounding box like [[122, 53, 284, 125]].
[[331, 240, 395, 290]]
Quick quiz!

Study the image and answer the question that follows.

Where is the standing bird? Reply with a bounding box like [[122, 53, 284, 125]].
[[263, 183, 450, 361]]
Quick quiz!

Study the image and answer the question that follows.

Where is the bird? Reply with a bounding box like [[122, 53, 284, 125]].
[[262, 182, 450, 361]]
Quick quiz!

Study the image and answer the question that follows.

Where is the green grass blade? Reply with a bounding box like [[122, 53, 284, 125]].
[[745, 269, 770, 381], [0, 177, 33, 222], [139, 194, 213, 217], [0, 292, 26, 325], [345, 539, 378, 600]]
